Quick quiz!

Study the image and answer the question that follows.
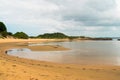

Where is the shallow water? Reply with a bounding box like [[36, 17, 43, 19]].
[[7, 41, 120, 65]]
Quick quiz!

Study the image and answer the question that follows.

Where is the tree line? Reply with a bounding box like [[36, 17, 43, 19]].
[[0, 21, 113, 40], [37, 33, 68, 39], [0, 21, 69, 39]]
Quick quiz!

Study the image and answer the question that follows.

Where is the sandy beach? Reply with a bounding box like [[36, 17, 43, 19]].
[[0, 39, 120, 80]]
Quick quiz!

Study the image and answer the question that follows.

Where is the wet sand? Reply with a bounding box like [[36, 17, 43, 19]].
[[0, 39, 120, 80]]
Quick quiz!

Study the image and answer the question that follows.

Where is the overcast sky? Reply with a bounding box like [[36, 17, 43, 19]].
[[0, 0, 120, 37]]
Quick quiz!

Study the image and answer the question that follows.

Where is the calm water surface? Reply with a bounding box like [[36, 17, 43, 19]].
[[7, 41, 120, 65]]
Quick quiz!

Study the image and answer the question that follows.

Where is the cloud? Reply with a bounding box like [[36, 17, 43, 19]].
[[0, 0, 120, 37], [51, 0, 118, 26]]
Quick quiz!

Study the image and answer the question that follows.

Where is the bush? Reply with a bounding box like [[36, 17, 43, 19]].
[[37, 32, 68, 39], [14, 32, 29, 39], [7, 32, 13, 36], [1, 31, 8, 37]]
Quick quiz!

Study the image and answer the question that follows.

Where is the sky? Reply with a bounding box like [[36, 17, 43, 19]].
[[0, 0, 120, 37]]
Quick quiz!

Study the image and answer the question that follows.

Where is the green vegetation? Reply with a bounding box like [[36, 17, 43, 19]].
[[13, 32, 29, 39], [0, 22, 7, 37], [0, 22, 7, 32], [0, 21, 114, 40], [7, 32, 13, 36], [37, 32, 68, 39]]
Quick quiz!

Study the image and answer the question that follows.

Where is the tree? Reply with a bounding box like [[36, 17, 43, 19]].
[[0, 22, 7, 32], [0, 22, 7, 37], [13, 32, 29, 39]]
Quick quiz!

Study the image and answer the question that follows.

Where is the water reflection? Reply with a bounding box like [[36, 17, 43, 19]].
[[7, 41, 120, 65]]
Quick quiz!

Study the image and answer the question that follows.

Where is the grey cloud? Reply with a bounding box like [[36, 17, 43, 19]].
[[88, 0, 116, 11], [49, 0, 119, 26]]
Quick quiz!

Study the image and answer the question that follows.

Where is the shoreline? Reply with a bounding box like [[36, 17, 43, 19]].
[[0, 39, 120, 80]]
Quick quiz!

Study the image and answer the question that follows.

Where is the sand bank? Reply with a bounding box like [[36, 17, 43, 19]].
[[0, 39, 120, 80]]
